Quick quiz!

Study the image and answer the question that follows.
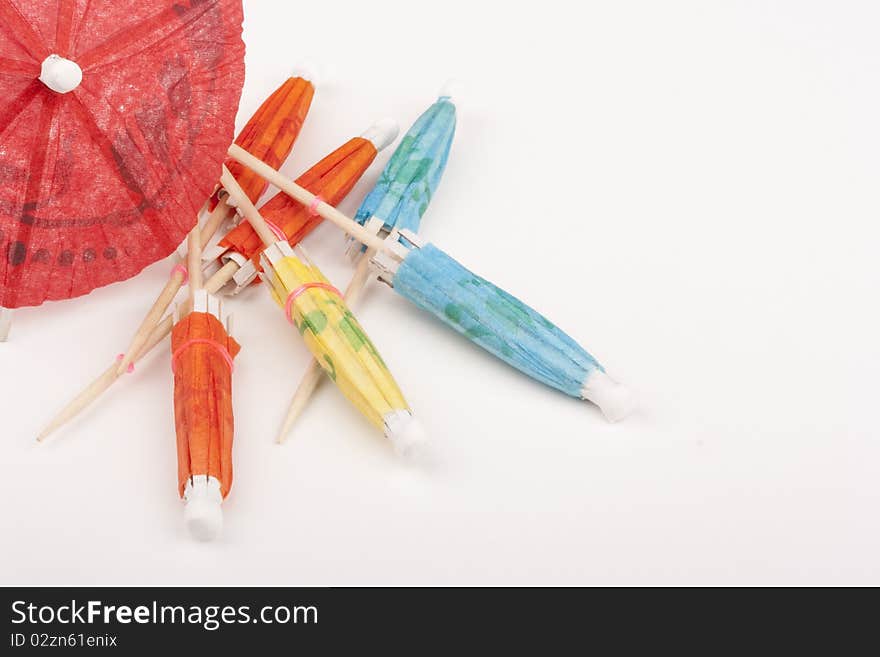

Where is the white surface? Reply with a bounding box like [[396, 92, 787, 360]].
[[1, 0, 878, 585]]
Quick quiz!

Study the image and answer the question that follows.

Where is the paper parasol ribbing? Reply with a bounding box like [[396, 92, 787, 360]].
[[227, 145, 634, 423], [0, 0, 245, 310], [278, 94, 455, 441]]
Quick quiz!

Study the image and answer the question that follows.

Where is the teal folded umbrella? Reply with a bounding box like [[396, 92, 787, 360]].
[[354, 94, 456, 235], [373, 232, 634, 422]]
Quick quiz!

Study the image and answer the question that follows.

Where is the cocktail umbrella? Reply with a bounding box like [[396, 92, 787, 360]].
[[203, 119, 398, 295], [278, 92, 456, 442], [228, 146, 635, 422], [221, 170, 428, 459], [36, 120, 396, 442], [115, 70, 315, 372], [171, 227, 239, 541], [0, 0, 245, 338], [219, 69, 315, 209]]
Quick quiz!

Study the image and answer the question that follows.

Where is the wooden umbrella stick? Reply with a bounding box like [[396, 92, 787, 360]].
[[36, 263, 238, 442], [276, 249, 377, 443], [227, 145, 388, 253], [0, 307, 12, 342], [187, 226, 204, 297], [116, 201, 230, 374], [219, 165, 278, 247], [36, 311, 171, 443]]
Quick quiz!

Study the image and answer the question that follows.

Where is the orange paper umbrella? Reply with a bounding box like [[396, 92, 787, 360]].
[[214, 69, 315, 209], [204, 120, 399, 294], [172, 232, 240, 541]]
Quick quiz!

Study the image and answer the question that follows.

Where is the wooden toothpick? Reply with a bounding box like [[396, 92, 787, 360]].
[[0, 307, 12, 342], [116, 201, 230, 375], [36, 263, 236, 442], [227, 144, 389, 253]]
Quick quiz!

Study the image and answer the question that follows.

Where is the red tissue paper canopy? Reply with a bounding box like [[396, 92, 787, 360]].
[[0, 0, 245, 308]]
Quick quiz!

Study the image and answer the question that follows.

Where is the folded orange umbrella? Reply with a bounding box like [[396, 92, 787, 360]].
[[215, 70, 315, 209], [204, 120, 399, 294], [172, 234, 240, 541]]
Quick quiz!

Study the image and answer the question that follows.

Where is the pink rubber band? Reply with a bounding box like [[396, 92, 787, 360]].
[[284, 282, 342, 324], [264, 218, 287, 241], [171, 338, 235, 374], [171, 264, 189, 284], [115, 354, 135, 374], [308, 196, 323, 216]]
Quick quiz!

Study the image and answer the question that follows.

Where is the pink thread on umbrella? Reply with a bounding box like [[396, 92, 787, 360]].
[[264, 218, 287, 241], [284, 282, 342, 324], [171, 338, 235, 374]]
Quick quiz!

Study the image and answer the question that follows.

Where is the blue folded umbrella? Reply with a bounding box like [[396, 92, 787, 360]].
[[355, 95, 456, 235], [375, 233, 634, 422]]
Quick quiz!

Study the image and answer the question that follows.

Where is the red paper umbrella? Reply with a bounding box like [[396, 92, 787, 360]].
[[0, 0, 245, 309]]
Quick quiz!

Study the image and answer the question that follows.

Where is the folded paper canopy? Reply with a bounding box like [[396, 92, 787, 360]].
[[354, 95, 456, 234], [217, 72, 314, 208], [172, 291, 240, 541], [260, 242, 426, 457], [375, 233, 634, 421], [0, 0, 245, 308]]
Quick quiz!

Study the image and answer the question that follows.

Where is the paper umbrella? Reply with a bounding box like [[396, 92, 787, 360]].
[[228, 145, 635, 423], [0, 0, 245, 339], [220, 168, 429, 460], [172, 230, 240, 541], [279, 92, 456, 441]]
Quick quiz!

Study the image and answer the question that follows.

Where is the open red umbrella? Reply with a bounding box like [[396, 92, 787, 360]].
[[0, 0, 245, 315]]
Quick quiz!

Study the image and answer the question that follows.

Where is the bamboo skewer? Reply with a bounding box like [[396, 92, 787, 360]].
[[187, 226, 204, 296], [37, 259, 233, 442], [218, 166, 277, 246], [276, 248, 377, 443], [116, 201, 231, 375], [0, 307, 12, 342], [228, 144, 388, 253]]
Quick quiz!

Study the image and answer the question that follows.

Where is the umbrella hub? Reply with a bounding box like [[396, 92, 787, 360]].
[[39, 55, 82, 94]]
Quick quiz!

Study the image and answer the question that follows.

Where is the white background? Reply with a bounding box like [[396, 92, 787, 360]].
[[2, 0, 878, 585]]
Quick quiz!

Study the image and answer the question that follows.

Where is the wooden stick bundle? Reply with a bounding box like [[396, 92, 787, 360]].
[[116, 201, 232, 374]]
